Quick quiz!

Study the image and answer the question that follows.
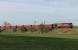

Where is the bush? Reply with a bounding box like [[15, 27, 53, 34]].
[[12, 26, 18, 32], [0, 29, 2, 32], [30, 25, 35, 32], [13, 28, 17, 32], [20, 25, 28, 32]]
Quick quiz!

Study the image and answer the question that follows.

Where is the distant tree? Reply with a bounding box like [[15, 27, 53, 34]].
[[40, 23, 45, 33], [3, 21, 11, 26], [73, 26, 78, 28], [3, 21, 12, 31]]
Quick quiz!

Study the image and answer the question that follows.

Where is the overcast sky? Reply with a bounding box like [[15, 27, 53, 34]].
[[0, 0, 78, 25]]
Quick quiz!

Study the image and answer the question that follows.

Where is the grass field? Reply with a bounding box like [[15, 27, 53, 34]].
[[0, 29, 78, 50]]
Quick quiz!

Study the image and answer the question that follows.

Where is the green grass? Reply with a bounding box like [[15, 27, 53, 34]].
[[0, 34, 78, 50], [0, 31, 78, 50], [0, 31, 78, 39]]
